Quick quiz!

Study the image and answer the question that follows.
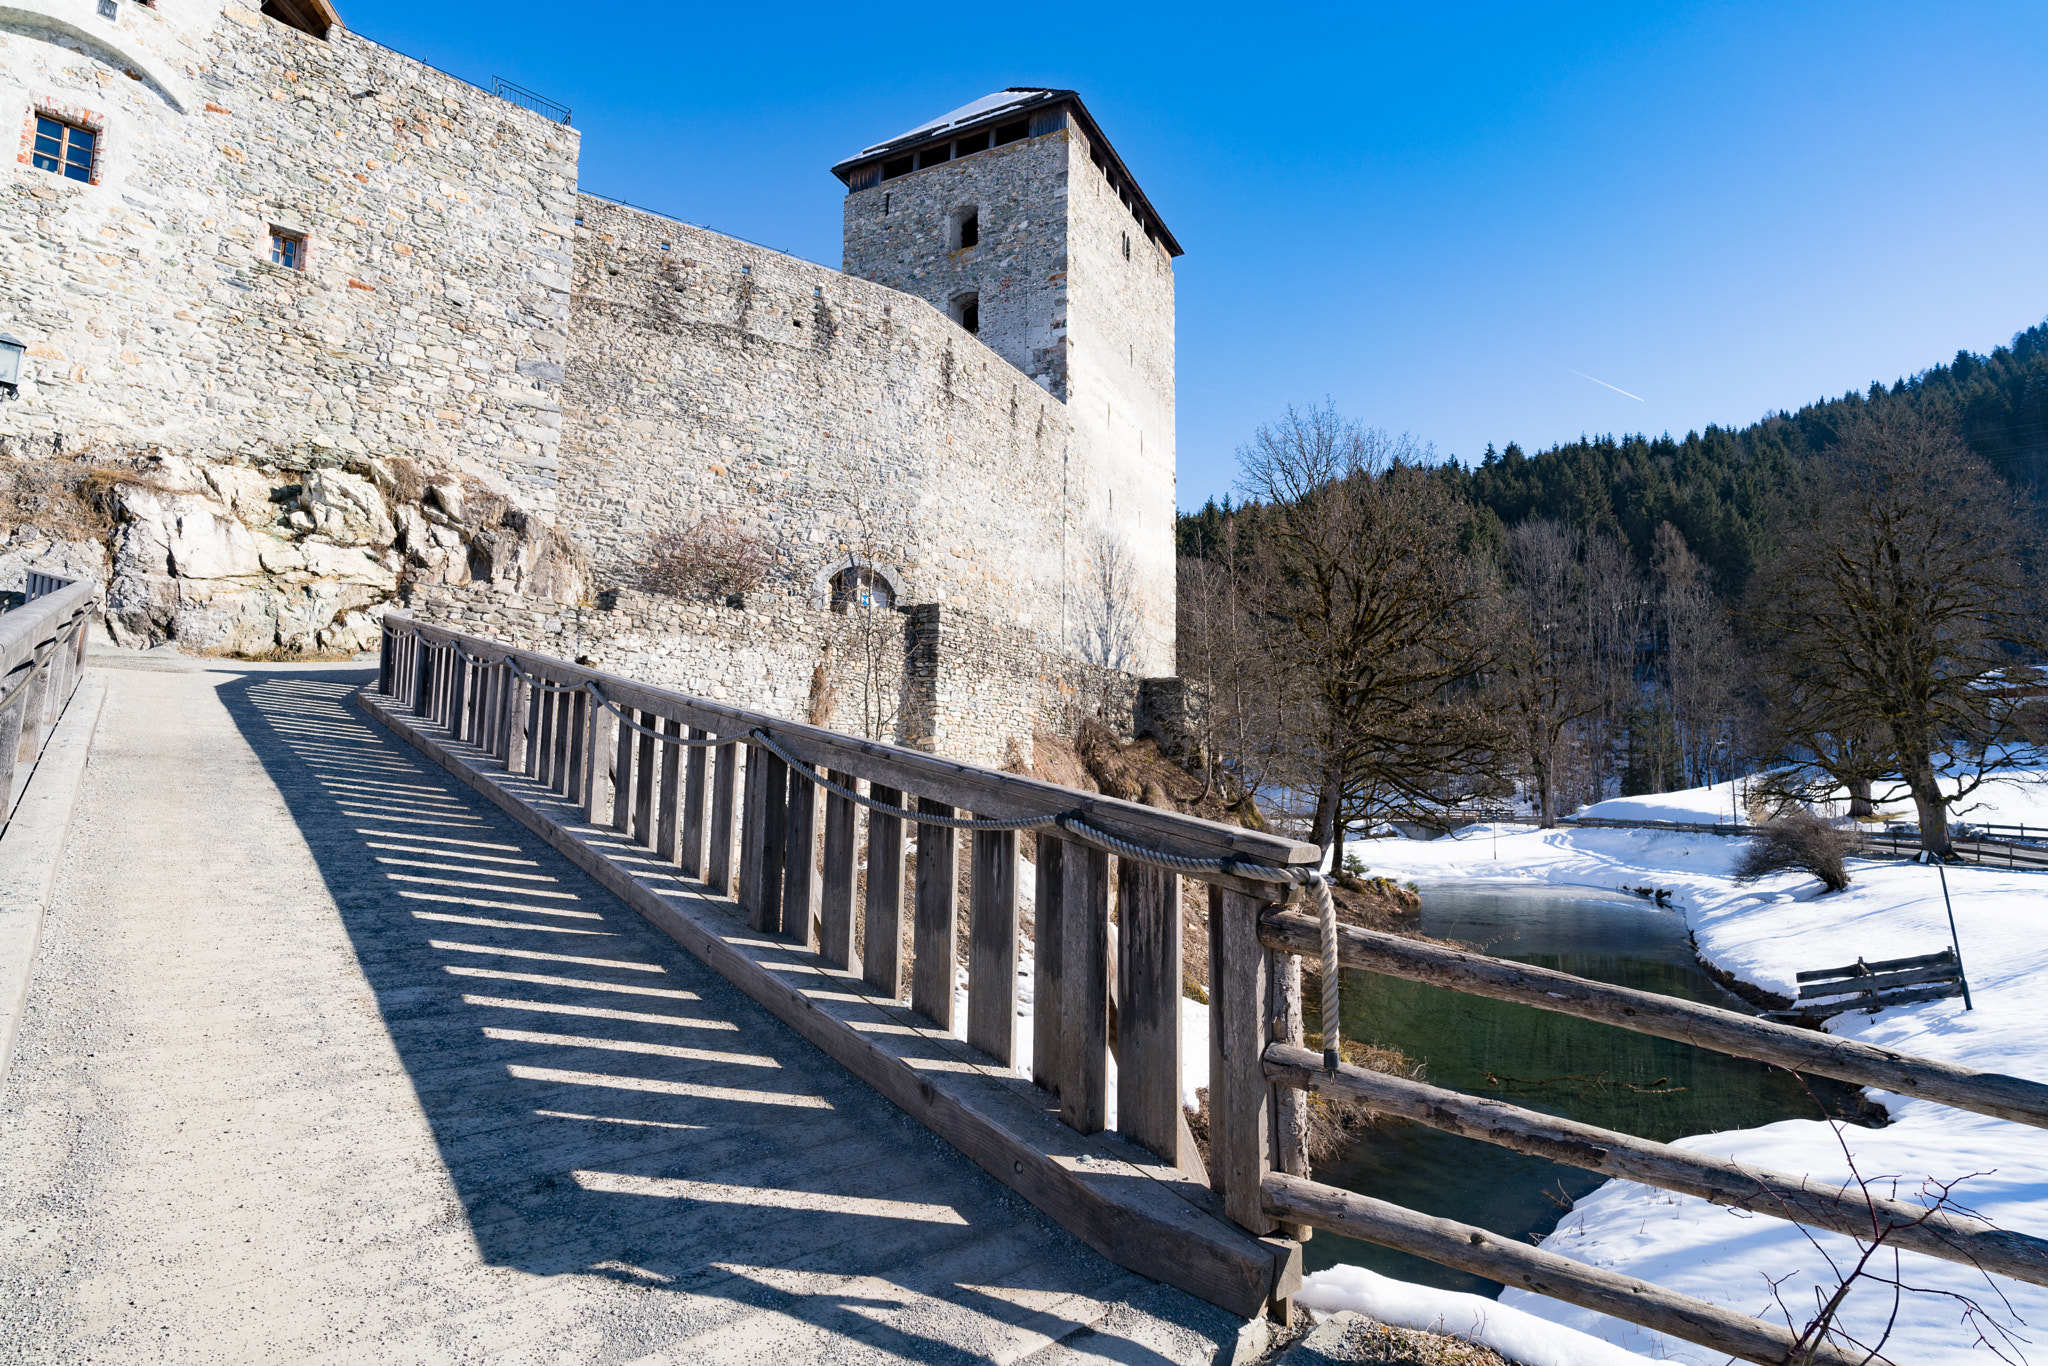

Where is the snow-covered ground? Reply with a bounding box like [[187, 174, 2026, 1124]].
[[1319, 794, 2048, 1363], [1576, 761, 2048, 830]]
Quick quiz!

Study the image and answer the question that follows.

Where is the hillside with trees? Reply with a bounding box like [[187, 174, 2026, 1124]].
[[1175, 319, 2048, 846]]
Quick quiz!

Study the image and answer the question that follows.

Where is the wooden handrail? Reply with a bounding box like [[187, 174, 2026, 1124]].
[[1264, 1042, 2048, 1287], [387, 614, 1320, 875], [1259, 908, 2048, 1128], [1261, 1173, 1864, 1366]]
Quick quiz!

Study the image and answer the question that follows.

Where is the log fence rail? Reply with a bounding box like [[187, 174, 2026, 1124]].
[[369, 615, 2048, 1364]]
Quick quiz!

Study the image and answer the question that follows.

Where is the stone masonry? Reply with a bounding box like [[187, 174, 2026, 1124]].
[[1, 12, 1183, 767]]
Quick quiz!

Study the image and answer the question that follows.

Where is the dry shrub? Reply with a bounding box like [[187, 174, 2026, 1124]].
[[637, 517, 770, 602], [459, 477, 510, 530], [0, 456, 160, 541], [1734, 809, 1854, 893], [380, 454, 428, 504], [1186, 1037, 1422, 1173], [1301, 1033, 1425, 1164]]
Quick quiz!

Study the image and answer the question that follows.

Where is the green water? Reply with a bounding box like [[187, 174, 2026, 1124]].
[[1304, 880, 1871, 1297]]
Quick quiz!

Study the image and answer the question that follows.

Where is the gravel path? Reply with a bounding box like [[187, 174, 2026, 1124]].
[[0, 657, 1243, 1365]]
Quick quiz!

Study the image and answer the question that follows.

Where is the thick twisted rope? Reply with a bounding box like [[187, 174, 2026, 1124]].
[[399, 625, 1344, 1068]]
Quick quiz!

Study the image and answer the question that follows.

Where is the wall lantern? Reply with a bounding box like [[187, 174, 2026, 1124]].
[[0, 334, 24, 399]]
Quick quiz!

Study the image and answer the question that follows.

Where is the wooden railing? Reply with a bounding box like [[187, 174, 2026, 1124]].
[[0, 573, 96, 820], [369, 616, 2048, 1359], [366, 614, 1319, 1317]]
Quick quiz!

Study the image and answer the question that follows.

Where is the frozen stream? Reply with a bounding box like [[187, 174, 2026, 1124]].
[[1308, 880, 1871, 1296]]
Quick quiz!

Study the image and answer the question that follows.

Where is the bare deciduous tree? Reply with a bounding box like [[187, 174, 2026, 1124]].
[[1235, 403, 1500, 856], [1749, 405, 2043, 856], [1498, 520, 1612, 826]]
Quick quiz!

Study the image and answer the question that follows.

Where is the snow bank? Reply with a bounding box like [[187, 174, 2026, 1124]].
[[1343, 798, 2048, 1363], [1571, 762, 2048, 830], [1577, 779, 1748, 826], [1297, 1264, 1654, 1365]]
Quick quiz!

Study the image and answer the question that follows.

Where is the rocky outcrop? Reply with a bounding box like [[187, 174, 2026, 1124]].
[[0, 452, 587, 658]]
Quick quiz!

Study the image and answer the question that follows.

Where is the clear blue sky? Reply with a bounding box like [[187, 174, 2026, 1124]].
[[340, 1, 2048, 510]]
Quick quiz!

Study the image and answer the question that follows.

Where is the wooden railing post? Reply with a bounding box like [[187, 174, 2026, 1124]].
[[740, 745, 787, 933], [862, 785, 905, 1000], [783, 767, 821, 947], [585, 694, 615, 826], [633, 713, 658, 846], [0, 683, 25, 804], [1116, 858, 1182, 1164], [610, 704, 635, 832], [913, 798, 958, 1031], [447, 653, 468, 741], [654, 718, 683, 863], [1031, 834, 1066, 1098], [564, 688, 588, 801], [706, 740, 736, 892], [967, 828, 1019, 1066], [1212, 885, 1277, 1234], [679, 729, 710, 876], [818, 771, 858, 970], [1058, 843, 1110, 1134], [411, 638, 432, 717]]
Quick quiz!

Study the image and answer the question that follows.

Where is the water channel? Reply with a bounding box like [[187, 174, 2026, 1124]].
[[1306, 880, 1873, 1297]]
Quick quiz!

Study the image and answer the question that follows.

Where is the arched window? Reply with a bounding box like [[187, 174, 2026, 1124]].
[[830, 566, 895, 614], [951, 292, 979, 335]]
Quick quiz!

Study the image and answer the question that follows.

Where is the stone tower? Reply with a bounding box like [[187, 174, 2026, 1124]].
[[834, 90, 1180, 676]]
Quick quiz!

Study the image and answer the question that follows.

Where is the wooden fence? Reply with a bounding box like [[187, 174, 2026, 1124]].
[[369, 616, 2048, 1363], [0, 573, 96, 820]]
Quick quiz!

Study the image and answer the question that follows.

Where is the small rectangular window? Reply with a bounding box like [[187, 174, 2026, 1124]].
[[994, 120, 1030, 146], [959, 213, 978, 249], [269, 227, 305, 269], [32, 116, 95, 183], [882, 155, 912, 180], [955, 131, 991, 155]]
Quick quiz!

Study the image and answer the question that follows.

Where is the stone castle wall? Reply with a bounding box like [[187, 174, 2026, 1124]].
[[0, 0, 575, 506], [560, 196, 1100, 651], [0, 3, 1183, 766], [416, 582, 1140, 769]]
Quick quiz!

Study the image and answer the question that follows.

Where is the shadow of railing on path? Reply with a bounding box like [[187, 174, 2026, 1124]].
[[214, 667, 1167, 1364]]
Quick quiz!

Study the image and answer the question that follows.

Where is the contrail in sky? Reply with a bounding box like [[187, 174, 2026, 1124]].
[[1566, 367, 1645, 402]]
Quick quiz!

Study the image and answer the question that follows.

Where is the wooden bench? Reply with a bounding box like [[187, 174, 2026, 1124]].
[[1768, 948, 1968, 1021]]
